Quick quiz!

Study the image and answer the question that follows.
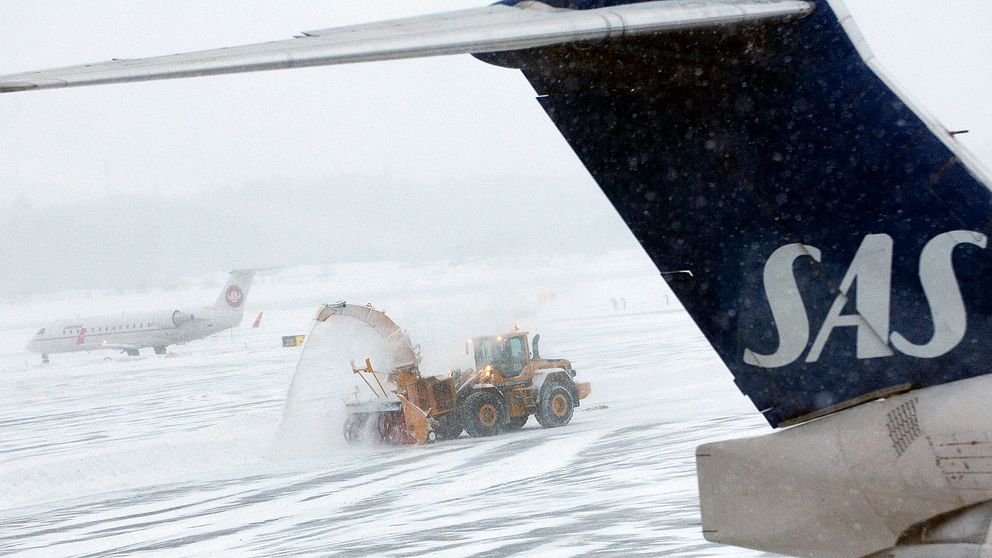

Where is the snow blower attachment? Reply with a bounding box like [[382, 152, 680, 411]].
[[342, 357, 445, 445], [314, 302, 436, 445], [313, 302, 591, 446]]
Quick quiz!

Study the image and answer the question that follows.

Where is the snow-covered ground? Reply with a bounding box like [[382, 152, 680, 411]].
[[0, 251, 774, 557]]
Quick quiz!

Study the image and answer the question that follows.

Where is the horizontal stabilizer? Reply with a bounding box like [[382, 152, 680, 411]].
[[0, 1, 811, 93]]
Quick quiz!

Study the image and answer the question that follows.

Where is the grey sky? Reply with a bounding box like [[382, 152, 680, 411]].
[[1, 1, 991, 295]]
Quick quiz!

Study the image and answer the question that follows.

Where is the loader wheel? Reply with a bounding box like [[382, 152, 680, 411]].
[[536, 383, 574, 428], [434, 414, 464, 441], [506, 415, 528, 430], [461, 391, 507, 438]]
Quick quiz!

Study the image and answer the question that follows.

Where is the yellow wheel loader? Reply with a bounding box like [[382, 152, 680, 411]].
[[448, 330, 592, 439], [311, 302, 590, 446]]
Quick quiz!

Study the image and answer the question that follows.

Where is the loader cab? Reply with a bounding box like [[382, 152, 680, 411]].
[[472, 332, 530, 379]]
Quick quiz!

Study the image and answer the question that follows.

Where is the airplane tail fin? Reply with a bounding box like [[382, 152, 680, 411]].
[[213, 269, 255, 313], [481, 0, 992, 428]]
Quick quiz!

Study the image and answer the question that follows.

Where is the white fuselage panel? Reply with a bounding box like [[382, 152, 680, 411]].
[[26, 308, 238, 355]]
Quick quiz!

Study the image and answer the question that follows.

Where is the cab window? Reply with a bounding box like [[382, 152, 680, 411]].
[[504, 337, 527, 378]]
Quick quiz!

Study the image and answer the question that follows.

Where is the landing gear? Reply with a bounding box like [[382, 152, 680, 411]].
[[153, 346, 167, 355]]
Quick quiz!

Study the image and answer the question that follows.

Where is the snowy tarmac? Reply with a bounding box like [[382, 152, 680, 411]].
[[0, 254, 774, 557]]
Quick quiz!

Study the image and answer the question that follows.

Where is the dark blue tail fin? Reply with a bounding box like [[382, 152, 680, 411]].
[[481, 0, 992, 427]]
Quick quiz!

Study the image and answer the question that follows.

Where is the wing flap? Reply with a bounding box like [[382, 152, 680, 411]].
[[0, 0, 812, 93]]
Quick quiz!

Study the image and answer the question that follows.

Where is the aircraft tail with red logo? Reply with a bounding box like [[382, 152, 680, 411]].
[[212, 269, 255, 315]]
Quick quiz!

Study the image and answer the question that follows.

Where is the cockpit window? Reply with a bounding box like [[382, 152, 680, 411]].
[[36, 328, 45, 335]]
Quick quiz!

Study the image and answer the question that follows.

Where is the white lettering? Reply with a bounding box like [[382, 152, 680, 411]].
[[890, 230, 987, 358], [745, 230, 986, 368], [743, 243, 822, 368], [806, 234, 894, 362]]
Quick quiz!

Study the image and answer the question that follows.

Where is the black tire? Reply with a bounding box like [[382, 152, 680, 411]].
[[461, 391, 508, 437], [536, 383, 575, 428], [434, 413, 464, 440], [506, 415, 528, 430]]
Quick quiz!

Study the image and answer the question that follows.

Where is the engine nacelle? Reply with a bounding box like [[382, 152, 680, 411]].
[[697, 374, 992, 558], [171, 310, 195, 326]]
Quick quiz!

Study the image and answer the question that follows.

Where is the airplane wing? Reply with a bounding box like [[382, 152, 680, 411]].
[[0, 0, 812, 93]]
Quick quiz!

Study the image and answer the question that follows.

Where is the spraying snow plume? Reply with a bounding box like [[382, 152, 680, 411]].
[[272, 315, 402, 457]]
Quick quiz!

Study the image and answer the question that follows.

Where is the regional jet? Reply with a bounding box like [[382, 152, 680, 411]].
[[27, 270, 254, 361], [5, 2, 992, 556]]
